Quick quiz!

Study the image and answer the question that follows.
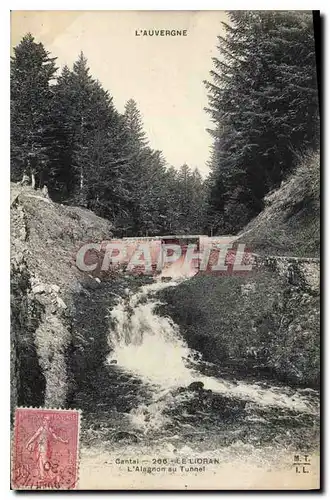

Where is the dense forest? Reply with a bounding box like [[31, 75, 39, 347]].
[[11, 11, 319, 237], [204, 11, 319, 233]]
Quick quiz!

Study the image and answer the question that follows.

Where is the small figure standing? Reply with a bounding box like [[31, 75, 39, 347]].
[[19, 172, 29, 186], [26, 416, 68, 480], [41, 185, 49, 198]]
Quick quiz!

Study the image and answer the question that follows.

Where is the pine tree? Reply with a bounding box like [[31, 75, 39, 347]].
[[11, 33, 58, 186], [122, 99, 183, 236], [51, 52, 132, 218], [124, 99, 148, 150], [190, 168, 207, 233], [48, 65, 76, 199], [121, 99, 150, 234], [68, 52, 98, 203], [121, 101, 208, 236], [204, 11, 319, 233], [11, 35, 207, 236]]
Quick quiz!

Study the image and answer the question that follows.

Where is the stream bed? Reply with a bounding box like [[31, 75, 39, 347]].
[[69, 276, 319, 462]]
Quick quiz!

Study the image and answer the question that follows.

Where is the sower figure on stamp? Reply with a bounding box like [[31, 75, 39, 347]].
[[26, 416, 68, 480]]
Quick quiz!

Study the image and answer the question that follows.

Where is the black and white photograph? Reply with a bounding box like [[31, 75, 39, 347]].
[[9, 9, 320, 490]]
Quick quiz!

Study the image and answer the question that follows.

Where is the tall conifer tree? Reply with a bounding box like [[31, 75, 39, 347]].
[[204, 11, 319, 233], [11, 33, 58, 186]]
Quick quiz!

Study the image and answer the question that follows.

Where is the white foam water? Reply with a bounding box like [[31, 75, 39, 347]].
[[107, 274, 316, 427]]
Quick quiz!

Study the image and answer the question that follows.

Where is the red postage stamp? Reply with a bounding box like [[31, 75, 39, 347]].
[[11, 408, 80, 490]]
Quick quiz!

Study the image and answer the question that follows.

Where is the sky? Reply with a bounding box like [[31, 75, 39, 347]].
[[11, 11, 227, 175]]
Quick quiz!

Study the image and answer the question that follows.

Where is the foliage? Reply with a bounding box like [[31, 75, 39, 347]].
[[204, 11, 319, 234], [11, 33, 58, 185], [11, 38, 207, 235], [240, 150, 320, 257]]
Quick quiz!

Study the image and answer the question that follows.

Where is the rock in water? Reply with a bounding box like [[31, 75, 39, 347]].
[[112, 431, 138, 443], [110, 359, 118, 365], [187, 381, 204, 391]]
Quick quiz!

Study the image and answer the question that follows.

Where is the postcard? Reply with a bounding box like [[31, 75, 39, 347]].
[[10, 10, 320, 490]]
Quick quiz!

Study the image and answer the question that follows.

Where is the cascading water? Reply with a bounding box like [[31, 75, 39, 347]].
[[106, 271, 317, 440], [108, 280, 192, 385]]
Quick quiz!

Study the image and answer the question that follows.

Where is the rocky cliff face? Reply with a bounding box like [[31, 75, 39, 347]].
[[10, 183, 114, 411]]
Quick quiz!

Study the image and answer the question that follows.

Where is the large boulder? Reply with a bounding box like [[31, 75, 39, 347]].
[[187, 381, 204, 391]]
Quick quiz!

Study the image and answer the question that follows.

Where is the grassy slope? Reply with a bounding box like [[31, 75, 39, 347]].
[[238, 150, 320, 257], [159, 268, 319, 387], [159, 151, 320, 387]]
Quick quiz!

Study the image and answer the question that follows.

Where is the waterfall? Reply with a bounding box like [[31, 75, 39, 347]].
[[106, 276, 314, 421], [108, 279, 195, 387]]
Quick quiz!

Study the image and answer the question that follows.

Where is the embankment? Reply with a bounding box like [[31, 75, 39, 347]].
[[10, 183, 140, 412], [158, 255, 319, 387], [237, 150, 320, 257], [158, 150, 320, 389]]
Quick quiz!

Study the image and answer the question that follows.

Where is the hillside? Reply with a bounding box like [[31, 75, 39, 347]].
[[237, 151, 320, 257], [158, 151, 320, 387], [10, 183, 143, 413]]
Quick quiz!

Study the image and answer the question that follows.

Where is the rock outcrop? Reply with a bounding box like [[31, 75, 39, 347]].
[[11, 183, 114, 411]]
